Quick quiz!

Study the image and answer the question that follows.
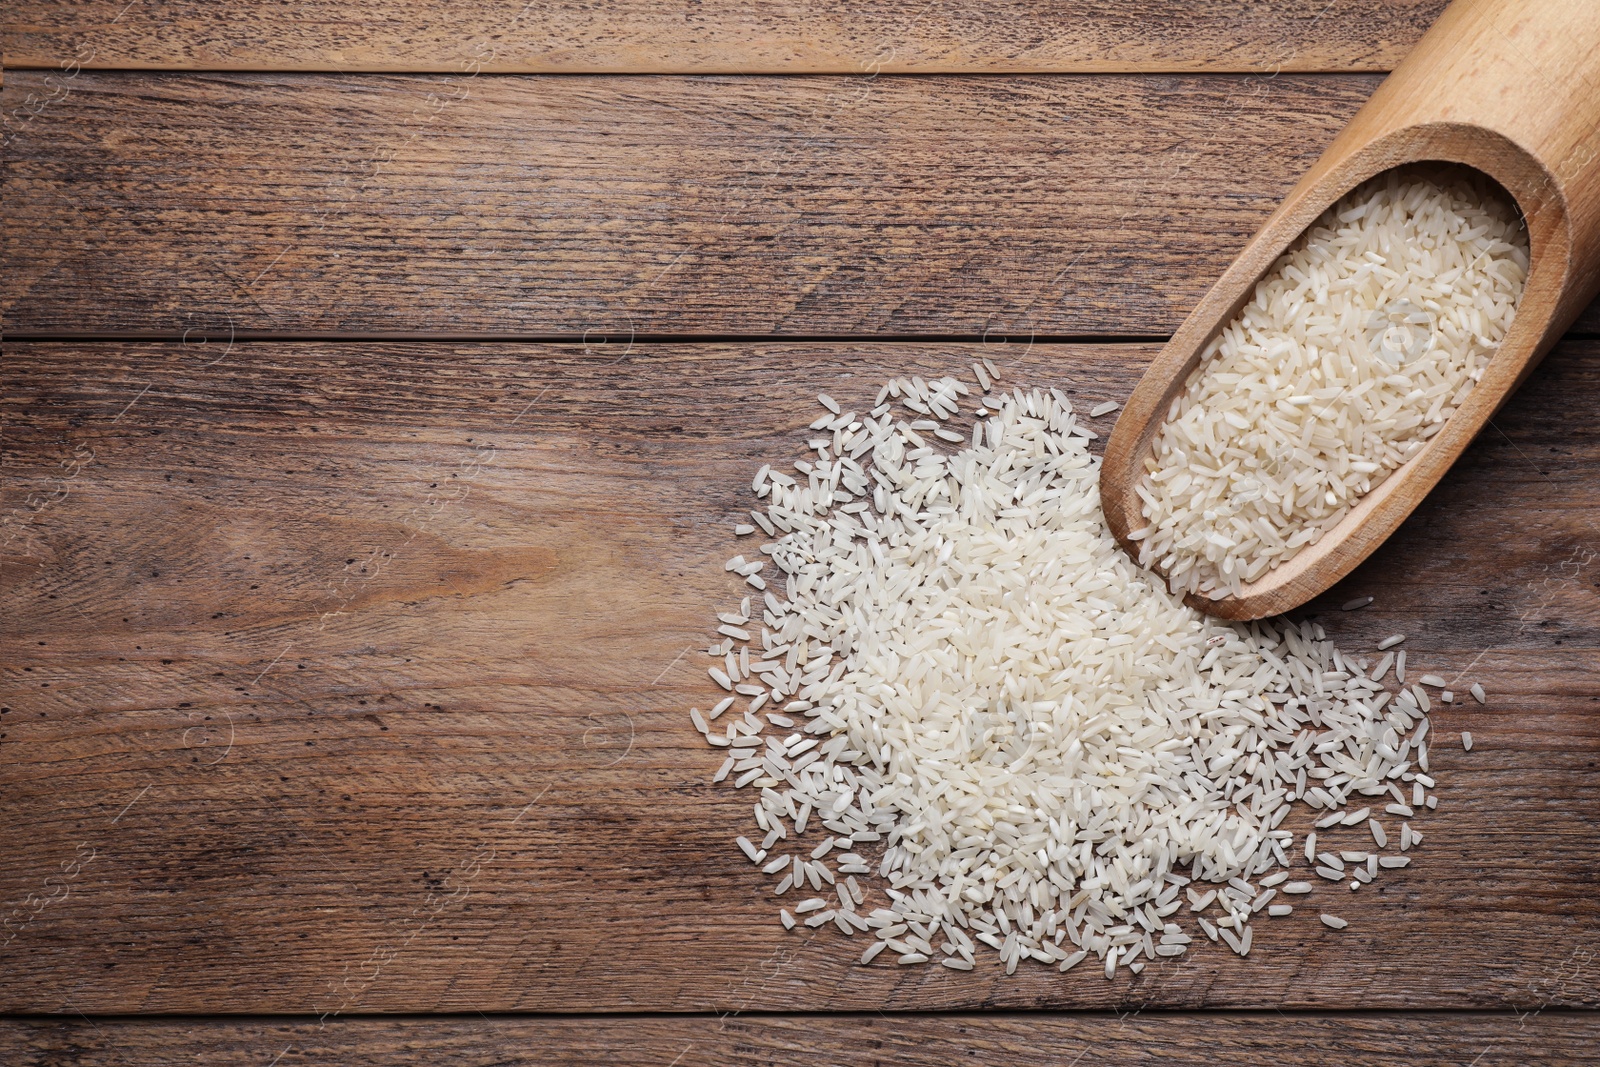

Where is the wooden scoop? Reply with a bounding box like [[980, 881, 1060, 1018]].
[[1100, 0, 1600, 621]]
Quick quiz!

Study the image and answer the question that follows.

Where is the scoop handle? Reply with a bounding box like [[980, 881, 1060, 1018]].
[[1300, 0, 1600, 334]]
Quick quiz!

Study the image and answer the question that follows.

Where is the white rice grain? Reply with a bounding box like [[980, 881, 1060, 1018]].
[[697, 369, 1452, 979], [1132, 175, 1527, 599]]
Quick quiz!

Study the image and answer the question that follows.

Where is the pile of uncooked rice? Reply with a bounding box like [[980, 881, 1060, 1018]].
[[692, 365, 1466, 977], [1131, 173, 1528, 599]]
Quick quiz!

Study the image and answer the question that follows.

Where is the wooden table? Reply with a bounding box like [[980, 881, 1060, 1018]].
[[3, 3, 1598, 1062]]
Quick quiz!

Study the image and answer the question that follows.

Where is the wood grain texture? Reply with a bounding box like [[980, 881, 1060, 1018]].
[[8, 71, 1595, 342], [3, 340, 1598, 1014], [3, 70, 1374, 338], [3, 1013, 1600, 1066], [9, 71, 1597, 339], [1, 1, 1451, 74]]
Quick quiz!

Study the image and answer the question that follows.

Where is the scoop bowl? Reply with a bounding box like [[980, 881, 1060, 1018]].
[[1100, 0, 1600, 620]]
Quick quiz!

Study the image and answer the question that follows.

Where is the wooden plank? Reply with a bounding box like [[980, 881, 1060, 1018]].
[[3, 1013, 1599, 1066], [9, 71, 1594, 341], [3, 71, 1378, 338], [2, 2, 1450, 74], [9, 72, 1596, 338], [2, 340, 1597, 1013]]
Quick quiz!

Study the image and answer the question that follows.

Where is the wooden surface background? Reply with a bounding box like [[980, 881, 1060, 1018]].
[[3, 2, 1598, 1064], [5, 1, 1449, 73]]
